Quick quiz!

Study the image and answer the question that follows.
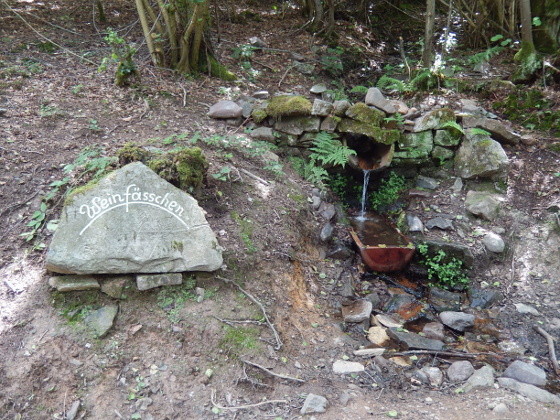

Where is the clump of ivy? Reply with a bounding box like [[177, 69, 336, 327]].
[[417, 243, 469, 290]]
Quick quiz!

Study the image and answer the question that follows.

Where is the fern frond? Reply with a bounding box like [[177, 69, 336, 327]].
[[309, 132, 356, 168], [376, 75, 405, 92]]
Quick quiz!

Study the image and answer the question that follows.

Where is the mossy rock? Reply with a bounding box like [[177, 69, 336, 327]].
[[345, 102, 384, 126], [251, 108, 268, 124], [148, 147, 209, 195], [208, 56, 237, 81], [267, 95, 312, 119], [116, 142, 152, 166]]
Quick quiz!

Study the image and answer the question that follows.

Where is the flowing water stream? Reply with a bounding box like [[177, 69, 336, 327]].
[[359, 169, 372, 220]]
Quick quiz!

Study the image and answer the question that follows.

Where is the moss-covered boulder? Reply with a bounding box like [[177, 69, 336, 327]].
[[394, 131, 434, 160], [412, 108, 456, 132], [434, 129, 462, 147], [454, 130, 509, 180], [345, 102, 385, 126], [267, 95, 312, 119], [337, 119, 400, 145], [148, 147, 209, 194]]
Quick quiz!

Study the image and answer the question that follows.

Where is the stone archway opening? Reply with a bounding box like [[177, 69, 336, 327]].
[[342, 133, 394, 172]]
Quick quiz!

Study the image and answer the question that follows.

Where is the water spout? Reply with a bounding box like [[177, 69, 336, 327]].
[[360, 169, 372, 219]]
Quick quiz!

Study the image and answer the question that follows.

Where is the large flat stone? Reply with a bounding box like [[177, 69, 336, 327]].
[[387, 328, 445, 351], [46, 162, 223, 275]]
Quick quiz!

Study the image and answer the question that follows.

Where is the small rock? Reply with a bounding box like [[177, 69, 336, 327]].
[[311, 99, 333, 116], [426, 217, 454, 230], [483, 232, 505, 253], [100, 276, 130, 298], [253, 90, 269, 99], [66, 400, 80, 420], [422, 322, 445, 341], [421, 367, 443, 387], [135, 397, 153, 411], [493, 403, 509, 413], [406, 214, 424, 232], [367, 326, 391, 347], [364, 88, 396, 114], [320, 222, 334, 242], [498, 340, 526, 355], [498, 377, 560, 405], [136, 273, 183, 291], [503, 360, 547, 386], [375, 314, 404, 329], [439, 311, 475, 332], [430, 287, 463, 312], [514, 303, 540, 316], [249, 126, 276, 142], [416, 175, 439, 190], [333, 100, 351, 116], [300, 393, 328, 414], [310, 84, 328, 94], [461, 365, 494, 392], [333, 360, 365, 374], [49, 275, 100, 292], [447, 360, 475, 382], [208, 101, 243, 119], [452, 177, 463, 192], [248, 36, 267, 48], [468, 288, 504, 309], [465, 191, 502, 221], [342, 299, 373, 323], [387, 328, 445, 351], [84, 305, 118, 338]]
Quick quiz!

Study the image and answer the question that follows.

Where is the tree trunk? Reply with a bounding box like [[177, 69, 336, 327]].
[[513, 0, 540, 82], [422, 0, 436, 68]]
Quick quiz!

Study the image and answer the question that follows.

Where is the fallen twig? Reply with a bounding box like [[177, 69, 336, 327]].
[[278, 65, 293, 88], [212, 315, 265, 327], [217, 276, 282, 350], [238, 168, 269, 186], [389, 350, 479, 359], [534, 325, 560, 375], [240, 359, 305, 383], [210, 388, 287, 411]]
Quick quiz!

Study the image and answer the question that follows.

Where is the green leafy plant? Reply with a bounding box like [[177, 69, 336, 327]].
[[98, 28, 139, 86], [376, 75, 405, 92], [320, 47, 344, 77], [350, 85, 369, 95], [212, 166, 232, 181], [369, 172, 407, 211], [417, 243, 469, 289], [309, 132, 356, 168], [470, 128, 491, 136], [441, 120, 465, 135], [469, 34, 512, 65], [231, 211, 257, 254]]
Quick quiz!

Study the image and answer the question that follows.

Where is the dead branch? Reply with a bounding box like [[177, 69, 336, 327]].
[[278, 65, 293, 88], [238, 168, 269, 186], [210, 388, 287, 411], [212, 315, 265, 327], [240, 359, 305, 383], [534, 326, 560, 375], [217, 276, 282, 350]]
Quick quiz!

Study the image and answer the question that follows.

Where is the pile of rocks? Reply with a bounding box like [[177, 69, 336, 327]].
[[208, 85, 521, 180]]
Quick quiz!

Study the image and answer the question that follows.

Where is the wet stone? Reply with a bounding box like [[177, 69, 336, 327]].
[[503, 360, 547, 386], [406, 214, 424, 232], [426, 217, 454, 230], [430, 287, 464, 312], [137, 273, 183, 291], [447, 360, 475, 382], [387, 328, 445, 351], [468, 288, 503, 309], [342, 299, 373, 323], [439, 311, 475, 332]]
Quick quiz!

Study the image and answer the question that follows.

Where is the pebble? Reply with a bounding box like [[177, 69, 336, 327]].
[[461, 365, 494, 392], [439, 311, 475, 332], [493, 403, 509, 413], [342, 299, 373, 323], [514, 303, 540, 316], [300, 393, 328, 414], [447, 360, 475, 382], [333, 360, 365, 374]]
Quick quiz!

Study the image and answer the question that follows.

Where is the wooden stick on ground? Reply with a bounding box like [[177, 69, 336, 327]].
[[240, 359, 305, 383], [534, 325, 560, 375], [389, 350, 479, 359], [217, 277, 282, 350]]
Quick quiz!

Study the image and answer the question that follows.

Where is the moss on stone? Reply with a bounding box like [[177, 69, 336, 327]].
[[116, 142, 152, 166], [208, 56, 237, 81], [174, 147, 209, 192], [251, 108, 268, 123], [266, 95, 312, 119], [345, 102, 384, 126]]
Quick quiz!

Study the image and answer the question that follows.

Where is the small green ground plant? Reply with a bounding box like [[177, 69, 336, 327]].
[[417, 243, 469, 289], [98, 28, 139, 86], [156, 276, 197, 323], [369, 171, 407, 212]]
